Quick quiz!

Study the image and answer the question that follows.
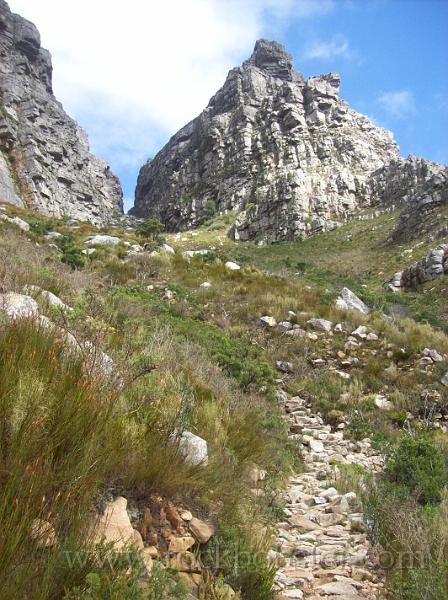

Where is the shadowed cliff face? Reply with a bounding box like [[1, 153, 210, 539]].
[[133, 39, 446, 243], [0, 0, 123, 224]]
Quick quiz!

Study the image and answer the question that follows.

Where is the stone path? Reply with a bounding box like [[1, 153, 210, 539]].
[[272, 393, 386, 600]]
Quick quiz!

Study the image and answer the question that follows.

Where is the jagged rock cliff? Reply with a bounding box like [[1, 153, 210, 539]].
[[390, 244, 448, 291], [133, 39, 446, 243], [0, 0, 123, 223]]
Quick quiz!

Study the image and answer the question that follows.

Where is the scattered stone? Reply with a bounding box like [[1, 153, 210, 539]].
[[180, 510, 193, 522], [286, 327, 306, 337], [278, 321, 293, 332], [140, 547, 154, 576], [309, 439, 324, 452], [374, 394, 393, 411], [22, 285, 73, 312], [169, 536, 196, 553], [94, 497, 141, 550], [261, 315, 277, 327], [177, 431, 209, 466], [335, 288, 369, 314], [307, 318, 333, 332], [225, 261, 240, 271], [161, 243, 175, 254], [289, 515, 321, 533], [317, 580, 359, 596], [422, 348, 444, 363], [189, 517, 215, 544], [44, 231, 62, 239], [170, 551, 201, 573], [352, 326, 368, 339], [276, 361, 294, 373], [200, 281, 212, 289], [441, 372, 448, 387], [183, 249, 208, 258]]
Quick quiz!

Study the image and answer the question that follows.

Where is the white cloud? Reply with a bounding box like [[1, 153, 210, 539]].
[[377, 90, 417, 119], [8, 0, 333, 167], [304, 34, 353, 61]]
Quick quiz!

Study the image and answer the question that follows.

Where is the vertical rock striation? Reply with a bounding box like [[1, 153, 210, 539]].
[[0, 0, 123, 223], [133, 39, 446, 243]]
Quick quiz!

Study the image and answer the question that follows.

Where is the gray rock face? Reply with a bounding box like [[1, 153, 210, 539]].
[[0, 0, 123, 223], [388, 164, 447, 243], [390, 244, 448, 290], [134, 39, 446, 244], [133, 39, 400, 240]]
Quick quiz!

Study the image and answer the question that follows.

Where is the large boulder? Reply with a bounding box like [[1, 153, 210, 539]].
[[93, 496, 142, 550], [85, 235, 120, 246], [335, 288, 370, 314], [0, 213, 29, 231], [177, 431, 209, 466], [22, 285, 73, 312], [0, 292, 38, 319]]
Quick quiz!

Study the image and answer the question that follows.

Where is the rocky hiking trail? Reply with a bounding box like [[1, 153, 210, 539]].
[[272, 392, 385, 600]]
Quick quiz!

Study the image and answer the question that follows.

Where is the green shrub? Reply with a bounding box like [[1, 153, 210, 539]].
[[384, 435, 448, 505], [29, 218, 57, 236], [203, 525, 275, 600], [57, 234, 86, 269], [136, 218, 164, 241]]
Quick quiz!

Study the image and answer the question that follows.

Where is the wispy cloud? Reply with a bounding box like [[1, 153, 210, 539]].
[[303, 34, 353, 61], [377, 90, 417, 119]]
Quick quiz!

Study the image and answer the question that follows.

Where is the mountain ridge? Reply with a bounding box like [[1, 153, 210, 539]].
[[133, 39, 446, 244]]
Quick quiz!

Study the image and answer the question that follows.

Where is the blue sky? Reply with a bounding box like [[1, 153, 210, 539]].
[[9, 0, 448, 212]]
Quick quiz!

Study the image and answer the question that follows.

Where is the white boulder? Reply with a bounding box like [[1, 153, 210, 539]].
[[374, 394, 393, 411], [178, 431, 208, 466], [225, 261, 240, 271], [22, 285, 73, 313], [85, 235, 120, 246], [307, 318, 333, 332], [335, 287, 370, 314], [0, 213, 29, 231], [183, 249, 208, 258], [0, 292, 38, 320], [260, 315, 277, 328], [161, 243, 175, 254]]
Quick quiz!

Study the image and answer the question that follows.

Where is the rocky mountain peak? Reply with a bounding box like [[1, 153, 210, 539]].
[[133, 38, 445, 243], [0, 0, 123, 224], [244, 39, 299, 82]]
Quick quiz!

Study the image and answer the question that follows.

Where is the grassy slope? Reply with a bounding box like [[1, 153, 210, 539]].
[[166, 208, 448, 331], [0, 203, 447, 599]]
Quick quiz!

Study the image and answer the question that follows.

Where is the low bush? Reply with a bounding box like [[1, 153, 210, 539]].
[[383, 435, 448, 505]]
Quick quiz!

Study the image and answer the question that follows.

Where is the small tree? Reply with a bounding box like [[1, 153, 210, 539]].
[[136, 218, 164, 242]]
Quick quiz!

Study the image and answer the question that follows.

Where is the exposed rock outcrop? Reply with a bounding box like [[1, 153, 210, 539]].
[[387, 164, 447, 243], [0, 0, 123, 223], [133, 40, 399, 240], [389, 243, 448, 291], [134, 39, 445, 243]]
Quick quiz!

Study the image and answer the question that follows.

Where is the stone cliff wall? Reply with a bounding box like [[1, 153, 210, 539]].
[[133, 39, 446, 243], [0, 0, 123, 223]]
